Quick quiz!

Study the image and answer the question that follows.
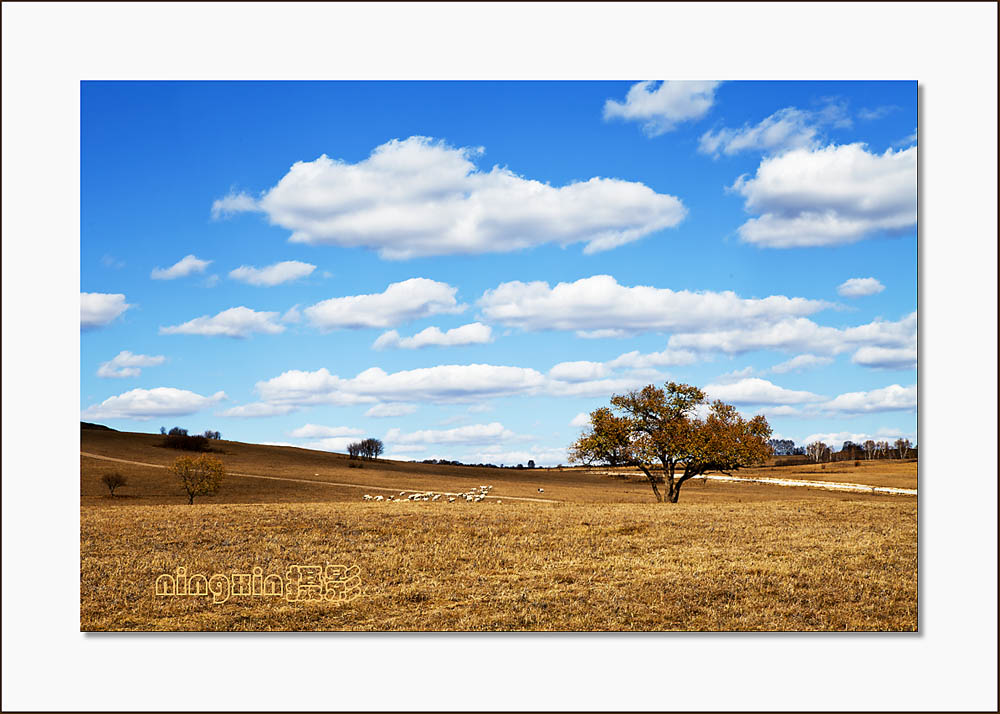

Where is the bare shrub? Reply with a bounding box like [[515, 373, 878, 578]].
[[101, 472, 127, 497]]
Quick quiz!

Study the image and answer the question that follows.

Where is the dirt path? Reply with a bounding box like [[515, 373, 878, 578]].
[[589, 469, 916, 496], [80, 452, 559, 503]]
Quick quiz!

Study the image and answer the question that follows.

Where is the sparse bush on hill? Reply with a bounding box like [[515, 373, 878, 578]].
[[163, 433, 210, 451], [101, 472, 127, 497], [169, 454, 225, 504], [160, 425, 221, 452]]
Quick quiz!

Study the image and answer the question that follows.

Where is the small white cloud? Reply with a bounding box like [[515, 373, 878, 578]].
[[388, 422, 523, 445], [96, 350, 166, 378], [229, 260, 316, 287], [851, 345, 916, 371], [219, 402, 295, 418], [364, 403, 418, 418], [81, 292, 130, 329], [837, 277, 886, 298], [606, 348, 698, 370], [151, 255, 212, 280], [570, 412, 591, 427], [699, 101, 852, 158], [770, 354, 833, 374], [604, 81, 720, 135], [82, 387, 226, 420], [732, 143, 916, 248], [281, 305, 302, 323], [101, 255, 125, 269], [857, 106, 896, 121], [211, 191, 258, 219], [288, 424, 364, 439], [822, 384, 916, 414], [307, 437, 360, 453], [704, 377, 824, 405], [305, 278, 465, 331], [548, 361, 610, 383], [373, 322, 492, 350], [160, 306, 285, 338]]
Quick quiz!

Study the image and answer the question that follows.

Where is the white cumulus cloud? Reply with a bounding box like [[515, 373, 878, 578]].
[[210, 136, 686, 258], [732, 143, 916, 248], [82, 387, 226, 420], [769, 354, 834, 374], [837, 277, 886, 297], [604, 81, 720, 135], [478, 275, 827, 337], [373, 322, 492, 350], [81, 292, 130, 329], [364, 403, 418, 418], [229, 260, 316, 286], [151, 254, 212, 280], [304, 278, 465, 331], [160, 306, 285, 338], [96, 350, 166, 378]]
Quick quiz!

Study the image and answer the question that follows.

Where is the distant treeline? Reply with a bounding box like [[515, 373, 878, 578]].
[[770, 438, 917, 463], [418, 459, 540, 469]]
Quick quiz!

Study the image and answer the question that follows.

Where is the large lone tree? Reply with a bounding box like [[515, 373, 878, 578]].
[[569, 382, 773, 503]]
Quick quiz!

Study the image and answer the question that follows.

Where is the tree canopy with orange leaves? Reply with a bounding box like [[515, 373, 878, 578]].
[[570, 382, 773, 503]]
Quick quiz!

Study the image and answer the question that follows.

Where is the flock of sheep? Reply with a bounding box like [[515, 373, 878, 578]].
[[363, 485, 495, 503]]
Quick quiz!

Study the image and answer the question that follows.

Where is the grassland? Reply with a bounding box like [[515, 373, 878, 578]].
[[80, 428, 918, 631]]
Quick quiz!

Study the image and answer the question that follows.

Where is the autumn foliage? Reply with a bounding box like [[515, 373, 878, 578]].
[[169, 454, 226, 504], [570, 382, 773, 503]]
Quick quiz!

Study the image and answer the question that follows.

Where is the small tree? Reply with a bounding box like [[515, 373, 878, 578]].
[[862, 440, 877, 460], [169, 454, 225, 504], [527, 459, 535, 469], [894, 438, 911, 459], [101, 472, 127, 497], [347, 441, 363, 460], [360, 438, 384, 461], [806, 441, 829, 463]]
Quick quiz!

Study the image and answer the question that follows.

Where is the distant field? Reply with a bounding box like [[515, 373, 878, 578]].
[[80, 429, 918, 631]]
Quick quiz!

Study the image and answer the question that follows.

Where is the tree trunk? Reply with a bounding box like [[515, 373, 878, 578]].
[[188, 493, 194, 505], [637, 464, 663, 502]]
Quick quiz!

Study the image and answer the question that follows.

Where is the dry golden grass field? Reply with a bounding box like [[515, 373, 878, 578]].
[[80, 428, 918, 631]]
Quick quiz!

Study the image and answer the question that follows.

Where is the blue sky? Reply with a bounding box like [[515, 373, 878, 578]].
[[80, 80, 916, 464]]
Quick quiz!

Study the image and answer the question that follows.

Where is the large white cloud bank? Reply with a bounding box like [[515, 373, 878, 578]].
[[212, 136, 686, 258]]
